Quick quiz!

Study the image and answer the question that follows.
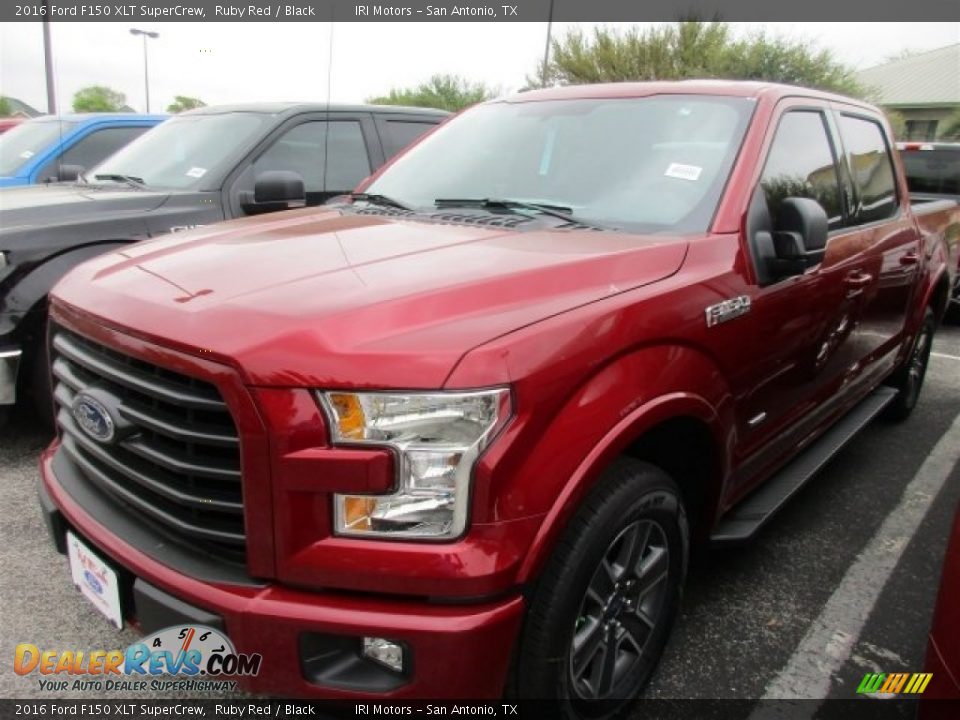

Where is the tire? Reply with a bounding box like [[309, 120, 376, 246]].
[[29, 328, 55, 430], [515, 458, 688, 718], [884, 308, 935, 422]]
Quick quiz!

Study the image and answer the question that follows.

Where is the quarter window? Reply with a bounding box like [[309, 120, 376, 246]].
[[760, 111, 844, 230], [837, 115, 898, 224]]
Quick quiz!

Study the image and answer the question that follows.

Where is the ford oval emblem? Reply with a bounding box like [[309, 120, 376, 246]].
[[84, 569, 104, 594], [72, 393, 116, 444]]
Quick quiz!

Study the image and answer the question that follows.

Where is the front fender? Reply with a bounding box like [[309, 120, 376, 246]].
[[464, 342, 736, 586], [0, 241, 130, 337]]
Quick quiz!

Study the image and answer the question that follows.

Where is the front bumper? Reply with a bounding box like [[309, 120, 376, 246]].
[[0, 346, 22, 406], [39, 445, 526, 699]]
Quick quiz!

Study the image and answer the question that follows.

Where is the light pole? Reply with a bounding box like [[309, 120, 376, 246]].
[[541, 0, 555, 88], [43, 0, 56, 113], [129, 28, 159, 113]]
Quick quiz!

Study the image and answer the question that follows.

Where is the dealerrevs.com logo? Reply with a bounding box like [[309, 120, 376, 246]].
[[14, 625, 262, 692]]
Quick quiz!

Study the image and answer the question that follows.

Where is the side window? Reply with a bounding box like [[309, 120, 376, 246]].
[[382, 120, 437, 158], [837, 115, 898, 224], [324, 121, 373, 192], [253, 121, 371, 203], [38, 126, 148, 180], [759, 111, 844, 230]]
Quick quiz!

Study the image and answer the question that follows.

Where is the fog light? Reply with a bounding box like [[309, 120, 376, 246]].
[[362, 637, 404, 673]]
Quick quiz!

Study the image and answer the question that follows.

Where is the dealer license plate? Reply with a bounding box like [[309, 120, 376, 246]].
[[66, 532, 123, 629]]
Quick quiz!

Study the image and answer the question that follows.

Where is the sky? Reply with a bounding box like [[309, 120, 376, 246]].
[[1, 21, 958, 114]]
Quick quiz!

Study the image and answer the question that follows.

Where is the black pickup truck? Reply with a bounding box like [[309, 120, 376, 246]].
[[0, 103, 447, 422]]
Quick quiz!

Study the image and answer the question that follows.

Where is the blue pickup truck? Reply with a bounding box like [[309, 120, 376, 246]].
[[0, 113, 166, 187]]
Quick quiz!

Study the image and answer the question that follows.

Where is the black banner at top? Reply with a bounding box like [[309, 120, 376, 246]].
[[3, 0, 959, 23]]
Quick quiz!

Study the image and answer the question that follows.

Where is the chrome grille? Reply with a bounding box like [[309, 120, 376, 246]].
[[51, 327, 245, 563]]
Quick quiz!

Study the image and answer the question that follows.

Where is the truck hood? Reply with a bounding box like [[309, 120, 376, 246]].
[[53, 208, 689, 388], [0, 182, 170, 233]]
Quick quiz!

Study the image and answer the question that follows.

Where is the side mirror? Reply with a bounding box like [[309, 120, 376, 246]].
[[241, 171, 306, 213], [774, 197, 828, 256], [752, 196, 829, 282]]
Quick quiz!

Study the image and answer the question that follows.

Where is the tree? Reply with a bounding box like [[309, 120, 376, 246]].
[[531, 22, 865, 98], [367, 74, 497, 112], [72, 85, 126, 112], [0, 96, 13, 117], [167, 95, 206, 113]]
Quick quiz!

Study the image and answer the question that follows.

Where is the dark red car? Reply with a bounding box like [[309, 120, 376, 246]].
[[38, 81, 959, 714], [925, 501, 960, 701]]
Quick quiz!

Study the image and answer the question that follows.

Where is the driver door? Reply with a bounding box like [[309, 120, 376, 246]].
[[735, 105, 871, 486], [226, 113, 380, 216]]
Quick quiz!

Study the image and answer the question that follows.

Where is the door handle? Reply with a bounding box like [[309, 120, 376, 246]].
[[845, 272, 873, 288], [900, 251, 920, 266], [844, 271, 873, 297]]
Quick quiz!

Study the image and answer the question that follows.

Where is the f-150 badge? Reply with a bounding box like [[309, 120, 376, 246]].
[[705, 296, 751, 327]]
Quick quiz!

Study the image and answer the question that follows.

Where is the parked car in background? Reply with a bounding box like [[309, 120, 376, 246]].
[[0, 113, 166, 187], [38, 82, 957, 713], [0, 103, 447, 424], [0, 118, 25, 134], [922, 500, 960, 714], [898, 141, 960, 314]]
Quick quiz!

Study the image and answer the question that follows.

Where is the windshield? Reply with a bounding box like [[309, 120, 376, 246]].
[[366, 95, 753, 233], [90, 113, 267, 189], [0, 119, 77, 176], [901, 149, 960, 196]]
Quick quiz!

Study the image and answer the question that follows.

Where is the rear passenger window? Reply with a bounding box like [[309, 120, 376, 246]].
[[382, 120, 437, 158], [760, 111, 844, 230], [837, 115, 898, 223]]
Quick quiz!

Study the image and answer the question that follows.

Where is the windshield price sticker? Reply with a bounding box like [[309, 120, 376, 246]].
[[664, 163, 703, 181]]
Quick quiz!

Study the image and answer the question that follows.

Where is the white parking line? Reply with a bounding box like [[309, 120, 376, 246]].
[[931, 351, 960, 362], [752, 410, 960, 710]]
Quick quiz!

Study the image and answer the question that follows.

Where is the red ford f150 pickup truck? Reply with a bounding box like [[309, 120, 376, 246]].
[[38, 81, 959, 714]]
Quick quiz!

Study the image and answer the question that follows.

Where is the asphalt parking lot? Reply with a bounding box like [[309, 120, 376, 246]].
[[1, 323, 958, 709]]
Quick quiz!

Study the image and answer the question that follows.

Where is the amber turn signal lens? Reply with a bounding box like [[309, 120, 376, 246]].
[[342, 496, 377, 531], [329, 392, 366, 440]]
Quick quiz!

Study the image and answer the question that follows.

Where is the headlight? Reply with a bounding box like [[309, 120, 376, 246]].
[[318, 388, 511, 540]]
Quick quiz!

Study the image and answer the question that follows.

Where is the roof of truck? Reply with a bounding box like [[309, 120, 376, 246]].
[[182, 103, 450, 117], [25, 113, 167, 122], [502, 80, 878, 110]]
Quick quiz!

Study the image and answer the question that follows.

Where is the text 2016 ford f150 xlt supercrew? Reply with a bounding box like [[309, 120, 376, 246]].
[[0, 103, 445, 422], [38, 82, 958, 714]]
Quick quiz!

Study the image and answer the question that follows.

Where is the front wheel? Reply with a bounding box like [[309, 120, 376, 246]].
[[884, 308, 935, 422], [515, 458, 688, 718]]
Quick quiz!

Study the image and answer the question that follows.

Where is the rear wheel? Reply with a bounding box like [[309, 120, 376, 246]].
[[516, 458, 688, 718], [884, 308, 935, 422]]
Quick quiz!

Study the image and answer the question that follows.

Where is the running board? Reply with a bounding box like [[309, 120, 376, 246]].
[[711, 386, 897, 544]]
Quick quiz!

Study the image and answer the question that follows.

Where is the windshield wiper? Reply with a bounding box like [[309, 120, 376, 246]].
[[434, 197, 608, 230], [93, 173, 146, 189], [349, 192, 412, 211]]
